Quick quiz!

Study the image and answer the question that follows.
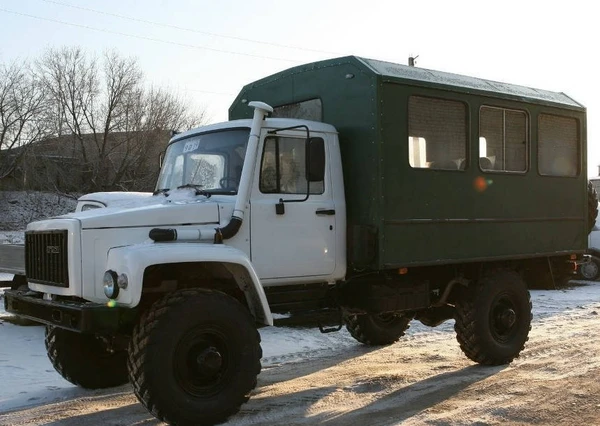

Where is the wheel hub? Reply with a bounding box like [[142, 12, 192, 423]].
[[497, 308, 517, 329], [196, 347, 223, 376], [581, 261, 599, 280], [174, 330, 230, 397]]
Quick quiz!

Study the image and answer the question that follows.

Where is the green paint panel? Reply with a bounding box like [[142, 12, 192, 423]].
[[230, 56, 588, 272]]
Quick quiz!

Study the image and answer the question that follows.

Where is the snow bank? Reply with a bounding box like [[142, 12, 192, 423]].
[[0, 191, 77, 232], [0, 232, 24, 245]]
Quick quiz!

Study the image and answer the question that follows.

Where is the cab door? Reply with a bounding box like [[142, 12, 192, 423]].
[[249, 131, 336, 280]]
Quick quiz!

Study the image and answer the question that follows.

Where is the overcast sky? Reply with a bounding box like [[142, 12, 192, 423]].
[[1, 0, 599, 175]]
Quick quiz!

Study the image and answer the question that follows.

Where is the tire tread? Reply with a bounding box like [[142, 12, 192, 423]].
[[454, 269, 532, 365], [345, 313, 411, 346], [127, 288, 261, 426]]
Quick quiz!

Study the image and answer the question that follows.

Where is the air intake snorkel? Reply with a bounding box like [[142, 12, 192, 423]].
[[214, 101, 273, 243]]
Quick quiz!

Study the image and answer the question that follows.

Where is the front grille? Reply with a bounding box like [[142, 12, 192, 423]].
[[25, 230, 69, 287]]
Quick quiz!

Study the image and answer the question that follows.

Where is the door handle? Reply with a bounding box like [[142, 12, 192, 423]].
[[316, 209, 335, 215]]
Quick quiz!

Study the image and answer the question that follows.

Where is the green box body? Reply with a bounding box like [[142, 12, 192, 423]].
[[229, 56, 588, 272]]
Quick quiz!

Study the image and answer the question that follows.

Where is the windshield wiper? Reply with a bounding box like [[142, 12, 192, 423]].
[[153, 188, 170, 196], [176, 184, 212, 198], [177, 183, 204, 190], [204, 190, 236, 195]]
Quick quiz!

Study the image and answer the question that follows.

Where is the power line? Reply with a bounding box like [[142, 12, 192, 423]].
[[0, 8, 301, 63], [172, 87, 235, 96], [41, 0, 342, 56]]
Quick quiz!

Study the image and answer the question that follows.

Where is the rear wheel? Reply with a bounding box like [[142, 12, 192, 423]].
[[344, 312, 412, 346], [45, 327, 128, 389], [580, 256, 600, 281], [127, 289, 262, 426], [454, 269, 531, 365]]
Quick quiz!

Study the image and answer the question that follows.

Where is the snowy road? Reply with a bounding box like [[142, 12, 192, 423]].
[[1, 280, 600, 425]]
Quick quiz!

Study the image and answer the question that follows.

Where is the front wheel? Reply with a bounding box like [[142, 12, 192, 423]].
[[45, 327, 128, 389], [344, 312, 412, 346], [454, 269, 532, 365], [127, 289, 262, 426]]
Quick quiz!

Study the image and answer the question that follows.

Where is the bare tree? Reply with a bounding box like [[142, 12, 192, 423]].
[[0, 61, 49, 186], [37, 46, 205, 193]]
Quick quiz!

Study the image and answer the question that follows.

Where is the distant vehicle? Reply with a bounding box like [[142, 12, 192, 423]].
[[580, 198, 600, 280], [590, 177, 600, 195], [1, 56, 597, 425]]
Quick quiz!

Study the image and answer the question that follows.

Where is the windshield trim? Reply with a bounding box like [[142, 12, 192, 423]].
[[168, 126, 251, 149]]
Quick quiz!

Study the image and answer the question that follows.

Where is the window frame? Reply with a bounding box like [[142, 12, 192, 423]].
[[258, 134, 325, 195], [478, 105, 529, 174]]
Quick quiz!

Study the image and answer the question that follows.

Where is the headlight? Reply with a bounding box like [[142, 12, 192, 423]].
[[103, 270, 119, 299]]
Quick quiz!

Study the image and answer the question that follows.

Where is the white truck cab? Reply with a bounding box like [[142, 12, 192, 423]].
[[23, 102, 346, 324]]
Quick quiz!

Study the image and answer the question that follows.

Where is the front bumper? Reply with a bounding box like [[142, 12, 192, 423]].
[[4, 289, 132, 333]]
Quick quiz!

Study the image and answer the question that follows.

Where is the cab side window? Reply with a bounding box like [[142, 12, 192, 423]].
[[259, 136, 325, 194]]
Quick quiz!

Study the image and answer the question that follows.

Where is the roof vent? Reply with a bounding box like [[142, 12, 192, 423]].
[[408, 55, 419, 67]]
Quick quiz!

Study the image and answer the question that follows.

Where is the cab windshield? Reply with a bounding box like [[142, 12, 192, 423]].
[[156, 128, 250, 195]]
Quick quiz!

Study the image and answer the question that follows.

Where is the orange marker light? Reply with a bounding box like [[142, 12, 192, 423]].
[[398, 268, 408, 275]]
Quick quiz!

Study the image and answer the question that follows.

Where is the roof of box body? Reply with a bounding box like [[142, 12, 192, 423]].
[[234, 56, 584, 111]]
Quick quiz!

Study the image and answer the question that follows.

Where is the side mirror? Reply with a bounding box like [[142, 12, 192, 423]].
[[306, 138, 325, 182], [159, 151, 165, 168]]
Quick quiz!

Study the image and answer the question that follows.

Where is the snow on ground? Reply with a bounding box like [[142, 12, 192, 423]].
[[1, 280, 599, 417]]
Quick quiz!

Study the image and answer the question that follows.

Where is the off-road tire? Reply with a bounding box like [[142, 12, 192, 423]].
[[344, 312, 412, 345], [45, 326, 128, 389], [127, 289, 262, 426], [454, 269, 532, 365], [588, 181, 598, 234], [579, 256, 600, 281]]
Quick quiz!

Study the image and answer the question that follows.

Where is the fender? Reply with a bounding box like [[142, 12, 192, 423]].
[[106, 243, 273, 325]]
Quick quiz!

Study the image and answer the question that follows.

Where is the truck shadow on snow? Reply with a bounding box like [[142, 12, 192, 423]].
[[233, 363, 507, 425], [310, 364, 507, 425]]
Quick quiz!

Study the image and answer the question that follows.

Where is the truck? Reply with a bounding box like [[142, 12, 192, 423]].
[[2, 56, 596, 425], [579, 208, 600, 280]]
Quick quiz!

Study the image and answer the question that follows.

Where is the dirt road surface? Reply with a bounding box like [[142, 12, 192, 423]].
[[2, 284, 600, 426]]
